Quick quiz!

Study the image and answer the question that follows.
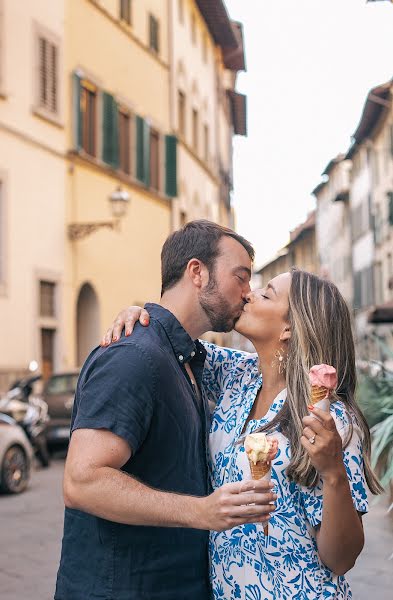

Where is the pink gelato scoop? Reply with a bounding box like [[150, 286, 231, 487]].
[[309, 364, 337, 393]]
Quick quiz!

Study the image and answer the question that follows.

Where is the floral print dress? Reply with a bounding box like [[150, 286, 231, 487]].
[[201, 343, 369, 600]]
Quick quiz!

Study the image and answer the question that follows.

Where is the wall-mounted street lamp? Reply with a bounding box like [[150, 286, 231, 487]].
[[68, 186, 130, 241]]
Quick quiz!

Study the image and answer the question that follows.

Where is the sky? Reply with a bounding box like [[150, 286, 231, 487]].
[[224, 0, 393, 268]]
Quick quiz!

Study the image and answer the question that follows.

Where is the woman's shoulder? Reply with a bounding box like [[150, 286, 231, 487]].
[[200, 340, 258, 370]]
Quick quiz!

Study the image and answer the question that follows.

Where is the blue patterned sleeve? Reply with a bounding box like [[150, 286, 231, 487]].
[[200, 341, 251, 405], [300, 402, 369, 528]]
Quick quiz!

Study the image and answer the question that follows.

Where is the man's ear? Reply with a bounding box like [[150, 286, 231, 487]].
[[279, 326, 291, 342], [185, 259, 208, 289]]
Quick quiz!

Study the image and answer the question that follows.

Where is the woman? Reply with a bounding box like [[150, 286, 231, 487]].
[[103, 269, 382, 599]]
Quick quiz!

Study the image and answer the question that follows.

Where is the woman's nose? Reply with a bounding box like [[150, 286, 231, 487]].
[[245, 290, 254, 303]]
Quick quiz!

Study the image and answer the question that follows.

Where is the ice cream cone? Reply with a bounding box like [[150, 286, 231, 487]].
[[248, 458, 270, 480], [310, 385, 328, 405], [248, 458, 270, 536]]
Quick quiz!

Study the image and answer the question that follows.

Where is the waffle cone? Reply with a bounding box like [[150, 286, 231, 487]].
[[248, 459, 270, 480], [310, 385, 328, 405], [248, 458, 270, 537]]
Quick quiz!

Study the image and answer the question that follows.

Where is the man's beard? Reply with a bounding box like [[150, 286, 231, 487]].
[[199, 274, 243, 333]]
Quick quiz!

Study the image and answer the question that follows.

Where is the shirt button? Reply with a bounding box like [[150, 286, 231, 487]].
[[191, 351, 195, 357], [178, 354, 184, 362]]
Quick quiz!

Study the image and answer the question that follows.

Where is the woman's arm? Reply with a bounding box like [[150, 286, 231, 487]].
[[301, 406, 365, 575], [101, 306, 150, 346]]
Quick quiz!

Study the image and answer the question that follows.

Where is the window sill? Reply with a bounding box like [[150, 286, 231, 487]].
[[68, 149, 174, 203], [32, 106, 64, 128]]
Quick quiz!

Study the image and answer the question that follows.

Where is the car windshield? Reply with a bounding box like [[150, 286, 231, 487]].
[[45, 374, 78, 395]]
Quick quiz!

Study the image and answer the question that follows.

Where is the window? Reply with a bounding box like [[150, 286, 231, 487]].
[[40, 281, 56, 317], [149, 14, 160, 53], [149, 128, 160, 191], [191, 13, 197, 45], [192, 108, 199, 153], [178, 0, 184, 24], [374, 204, 382, 245], [374, 262, 383, 305], [203, 123, 209, 162], [37, 36, 58, 114], [118, 108, 131, 174], [388, 191, 393, 226], [178, 90, 186, 137], [120, 0, 132, 25], [80, 80, 97, 156]]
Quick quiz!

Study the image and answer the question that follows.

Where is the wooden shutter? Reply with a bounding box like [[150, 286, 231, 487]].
[[73, 72, 83, 151], [136, 116, 150, 186], [38, 37, 57, 113], [165, 135, 177, 197], [149, 15, 159, 53], [102, 92, 119, 168]]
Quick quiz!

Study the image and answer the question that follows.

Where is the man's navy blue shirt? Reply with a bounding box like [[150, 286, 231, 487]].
[[55, 304, 211, 600]]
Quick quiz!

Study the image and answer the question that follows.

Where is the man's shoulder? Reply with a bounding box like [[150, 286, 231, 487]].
[[80, 322, 166, 384]]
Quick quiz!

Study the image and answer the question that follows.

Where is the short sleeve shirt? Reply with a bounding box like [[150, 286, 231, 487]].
[[202, 342, 369, 600], [55, 305, 211, 600]]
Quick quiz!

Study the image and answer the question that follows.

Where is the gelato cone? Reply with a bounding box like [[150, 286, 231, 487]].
[[309, 364, 338, 412], [244, 433, 278, 537]]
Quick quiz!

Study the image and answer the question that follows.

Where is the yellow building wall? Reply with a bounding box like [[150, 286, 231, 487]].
[[64, 0, 172, 367]]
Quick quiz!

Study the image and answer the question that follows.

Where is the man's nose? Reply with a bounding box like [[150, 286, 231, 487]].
[[244, 290, 254, 303]]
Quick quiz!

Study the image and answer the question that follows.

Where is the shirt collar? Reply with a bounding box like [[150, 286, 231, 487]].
[[144, 303, 206, 365]]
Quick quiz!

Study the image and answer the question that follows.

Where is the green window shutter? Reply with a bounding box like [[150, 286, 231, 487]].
[[102, 92, 119, 168], [136, 116, 150, 186], [165, 135, 178, 197], [73, 72, 83, 151]]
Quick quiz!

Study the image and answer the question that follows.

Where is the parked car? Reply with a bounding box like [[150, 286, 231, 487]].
[[43, 372, 79, 449], [0, 413, 33, 493]]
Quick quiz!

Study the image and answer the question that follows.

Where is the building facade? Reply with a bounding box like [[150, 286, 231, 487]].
[[257, 211, 318, 286], [64, 0, 175, 368], [0, 0, 247, 389], [170, 0, 246, 230], [0, 0, 67, 386], [313, 155, 353, 305]]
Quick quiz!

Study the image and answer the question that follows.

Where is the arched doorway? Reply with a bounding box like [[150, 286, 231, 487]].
[[76, 283, 100, 367]]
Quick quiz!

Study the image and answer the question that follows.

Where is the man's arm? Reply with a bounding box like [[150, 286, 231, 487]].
[[64, 428, 277, 532]]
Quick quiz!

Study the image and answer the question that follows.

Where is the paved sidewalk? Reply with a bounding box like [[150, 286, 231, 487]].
[[0, 459, 392, 599], [347, 495, 392, 599]]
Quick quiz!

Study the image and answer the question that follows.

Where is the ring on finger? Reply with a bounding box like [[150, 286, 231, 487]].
[[309, 434, 316, 444]]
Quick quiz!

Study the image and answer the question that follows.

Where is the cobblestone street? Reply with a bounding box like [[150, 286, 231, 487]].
[[0, 458, 392, 600]]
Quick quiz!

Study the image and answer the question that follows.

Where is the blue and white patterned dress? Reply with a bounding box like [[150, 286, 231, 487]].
[[201, 343, 369, 600]]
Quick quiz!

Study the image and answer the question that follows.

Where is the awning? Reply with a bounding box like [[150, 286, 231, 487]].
[[368, 301, 393, 324], [195, 0, 238, 48], [228, 91, 247, 136]]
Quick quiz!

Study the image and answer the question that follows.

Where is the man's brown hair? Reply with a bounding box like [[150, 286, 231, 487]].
[[161, 220, 254, 295]]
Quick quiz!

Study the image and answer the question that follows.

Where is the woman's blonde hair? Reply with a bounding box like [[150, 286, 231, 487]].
[[257, 268, 382, 493]]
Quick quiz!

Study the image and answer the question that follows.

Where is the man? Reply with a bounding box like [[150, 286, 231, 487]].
[[55, 220, 276, 600]]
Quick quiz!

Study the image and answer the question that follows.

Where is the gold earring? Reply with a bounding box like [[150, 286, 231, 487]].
[[271, 347, 288, 374]]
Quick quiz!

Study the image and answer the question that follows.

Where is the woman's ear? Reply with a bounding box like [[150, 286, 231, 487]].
[[279, 326, 291, 342]]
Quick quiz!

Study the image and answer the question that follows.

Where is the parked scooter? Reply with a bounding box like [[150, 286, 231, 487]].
[[0, 375, 51, 468]]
